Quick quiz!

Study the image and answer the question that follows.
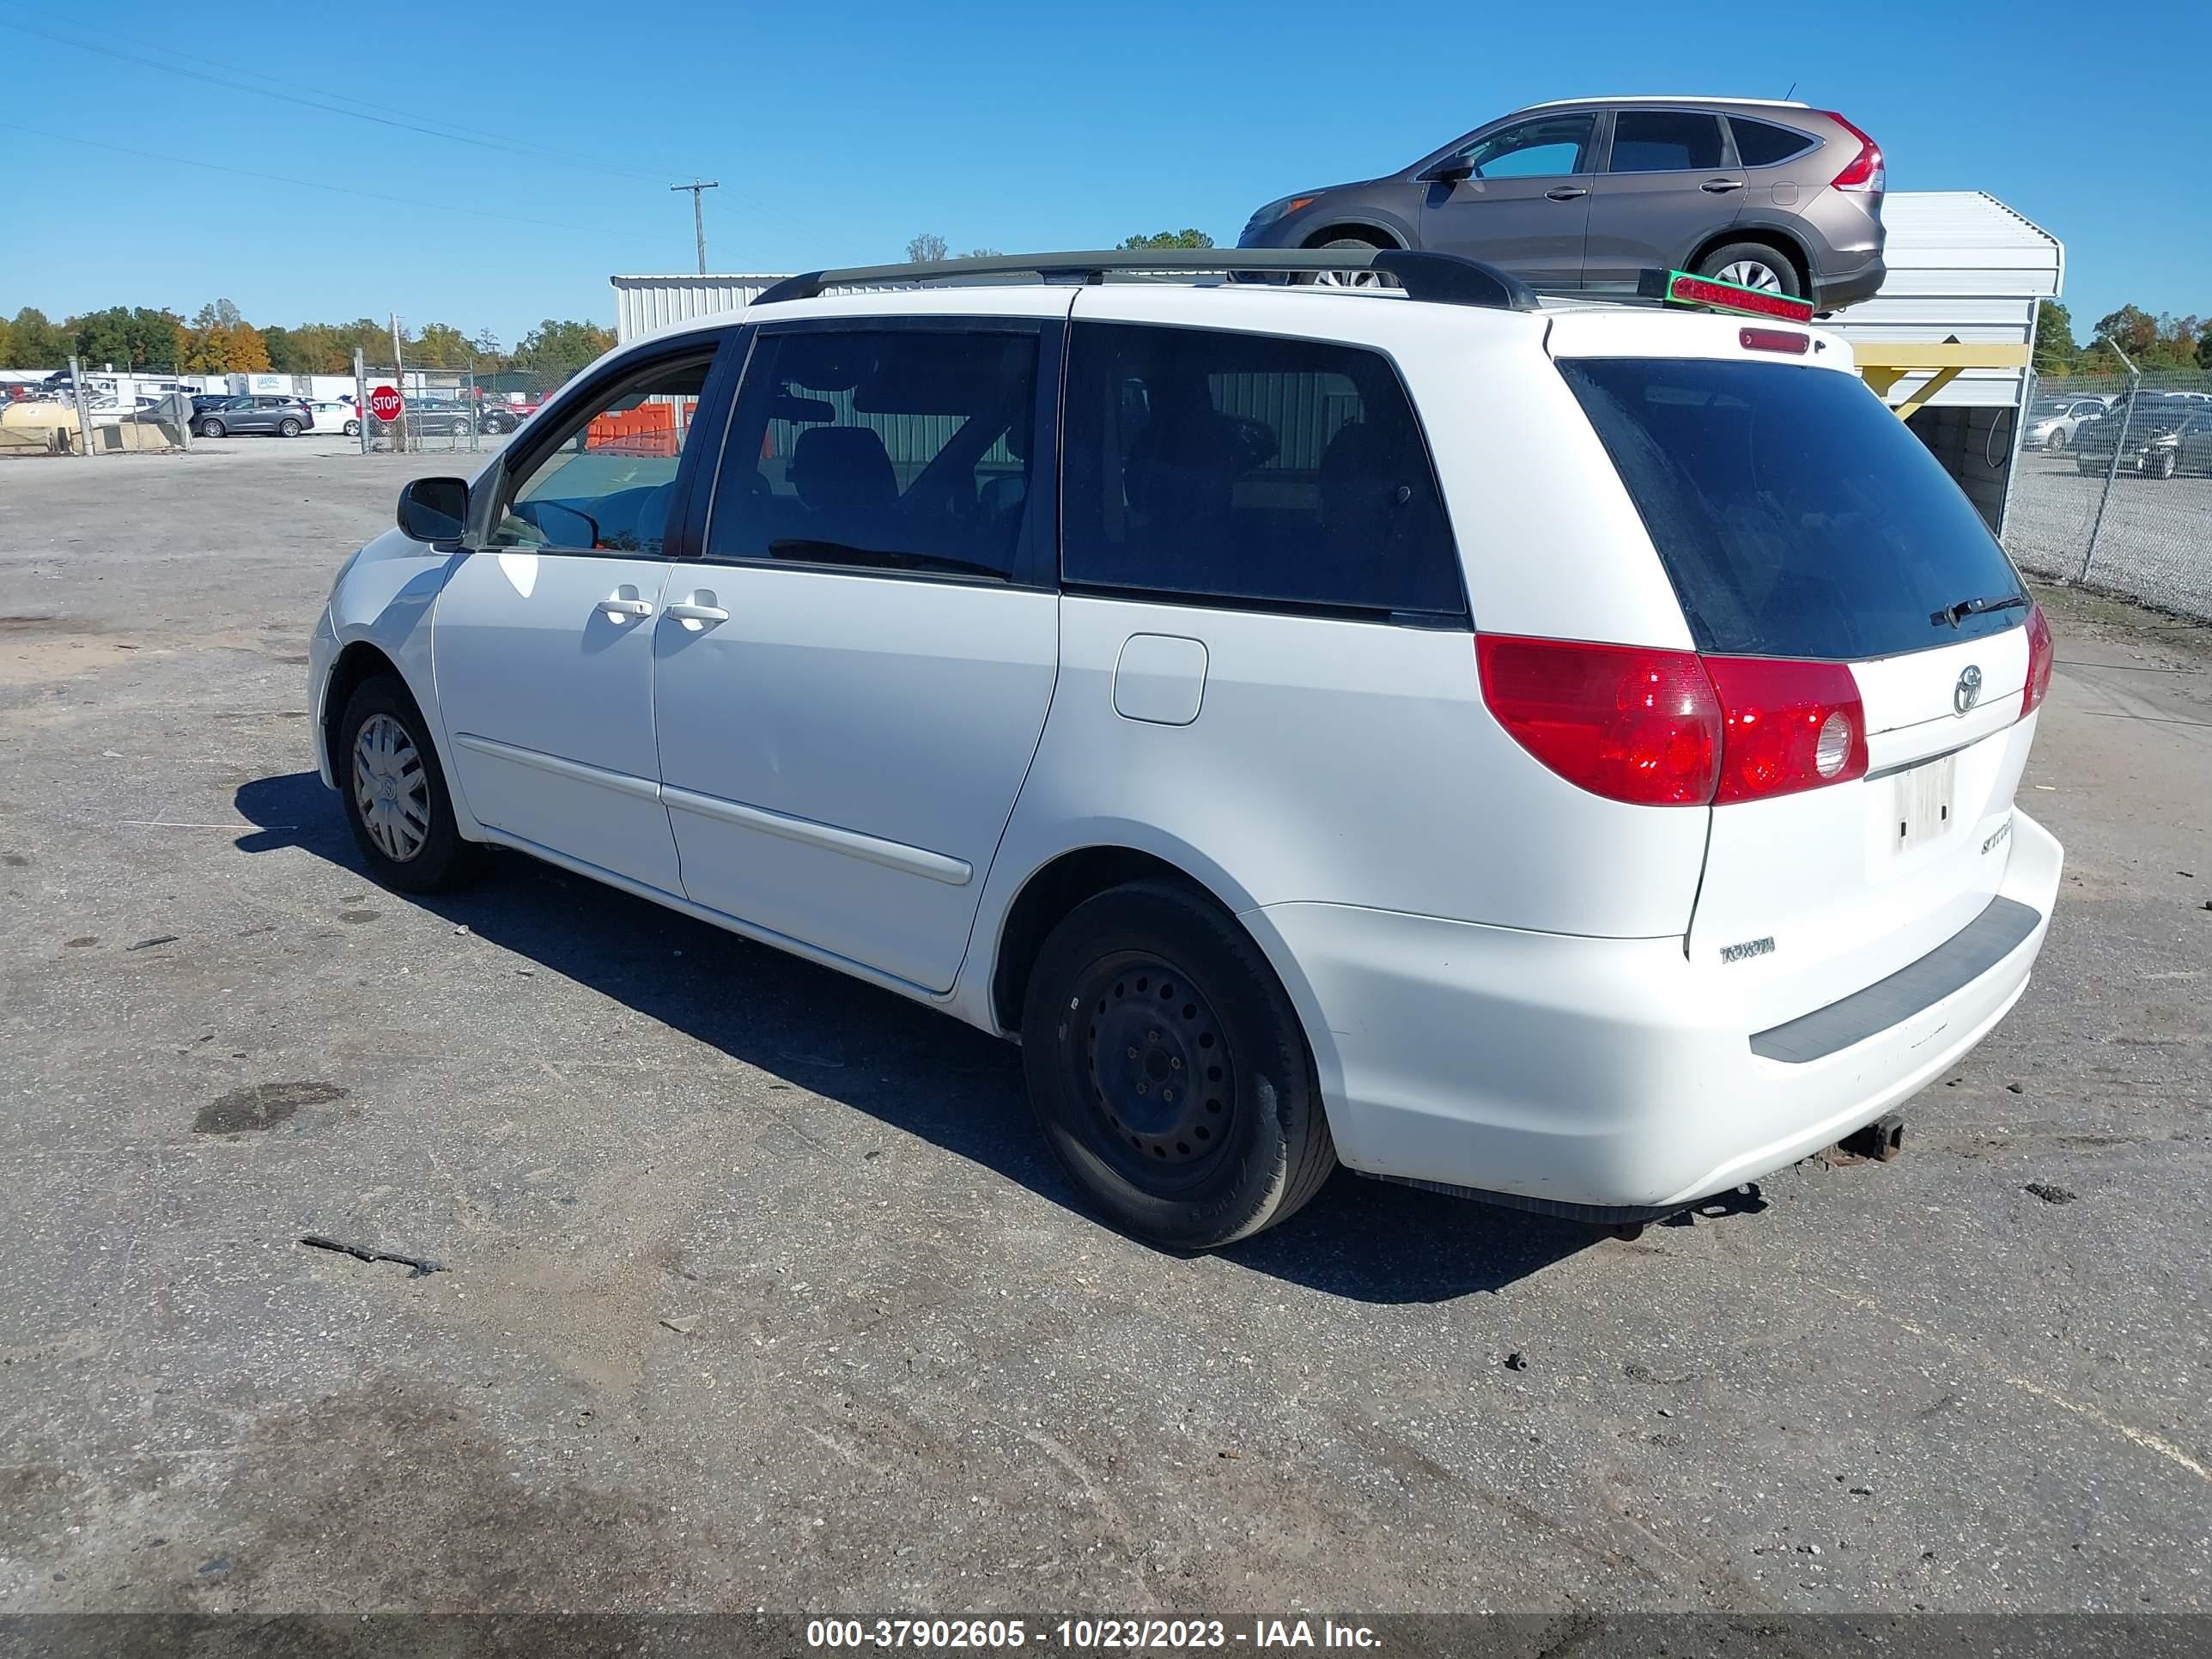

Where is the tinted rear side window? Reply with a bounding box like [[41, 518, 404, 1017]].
[[1607, 111, 1725, 172], [1728, 117, 1818, 167], [1062, 324, 1463, 617], [1559, 358, 2027, 660]]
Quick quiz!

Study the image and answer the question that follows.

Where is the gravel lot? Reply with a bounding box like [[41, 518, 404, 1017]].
[[2, 444, 2207, 1617]]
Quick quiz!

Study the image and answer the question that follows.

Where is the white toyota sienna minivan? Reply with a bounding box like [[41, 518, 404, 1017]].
[[310, 250, 2063, 1249]]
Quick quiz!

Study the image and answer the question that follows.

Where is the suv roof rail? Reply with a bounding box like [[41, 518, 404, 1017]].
[[750, 248, 1541, 313]]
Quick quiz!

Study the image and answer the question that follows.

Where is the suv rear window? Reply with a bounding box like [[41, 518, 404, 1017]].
[[1062, 324, 1463, 617], [1559, 358, 2028, 660]]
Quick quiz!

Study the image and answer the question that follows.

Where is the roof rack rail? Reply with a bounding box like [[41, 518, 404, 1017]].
[[750, 248, 1541, 313]]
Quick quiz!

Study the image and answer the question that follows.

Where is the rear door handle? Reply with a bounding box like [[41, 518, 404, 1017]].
[[665, 598, 729, 625], [1700, 178, 1746, 193], [598, 596, 653, 620], [1544, 186, 1589, 201]]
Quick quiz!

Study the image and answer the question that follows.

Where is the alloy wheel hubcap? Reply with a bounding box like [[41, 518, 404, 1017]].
[[351, 713, 429, 862], [1078, 955, 1235, 1171], [1717, 260, 1784, 292]]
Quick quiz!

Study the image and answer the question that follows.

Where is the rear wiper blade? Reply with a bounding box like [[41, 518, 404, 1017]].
[[1931, 592, 2030, 629]]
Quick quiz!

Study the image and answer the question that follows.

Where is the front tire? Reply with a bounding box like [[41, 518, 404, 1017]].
[[198, 418, 226, 438], [2045, 428, 2067, 453], [1020, 881, 1336, 1249], [1696, 241, 1804, 298], [1294, 234, 1391, 289], [336, 673, 483, 894], [2151, 450, 2178, 480]]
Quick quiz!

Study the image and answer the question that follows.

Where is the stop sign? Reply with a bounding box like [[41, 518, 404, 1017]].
[[368, 386, 403, 422]]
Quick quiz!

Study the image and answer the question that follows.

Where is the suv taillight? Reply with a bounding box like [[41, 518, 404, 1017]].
[[1820, 110, 1885, 193], [1477, 636, 1869, 807], [2022, 603, 2055, 716]]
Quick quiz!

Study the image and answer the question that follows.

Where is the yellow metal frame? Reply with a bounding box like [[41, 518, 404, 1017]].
[[1853, 342, 2031, 421]]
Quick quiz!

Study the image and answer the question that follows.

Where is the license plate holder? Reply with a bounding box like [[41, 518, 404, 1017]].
[[1893, 754, 1957, 854]]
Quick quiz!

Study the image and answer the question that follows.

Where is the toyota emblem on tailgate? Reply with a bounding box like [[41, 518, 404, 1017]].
[[1954, 665, 1983, 715]]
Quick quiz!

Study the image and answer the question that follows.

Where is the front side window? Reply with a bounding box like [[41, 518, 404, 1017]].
[[1061, 324, 1462, 617], [1455, 114, 1595, 179], [708, 327, 1038, 581], [1608, 111, 1726, 173], [492, 355, 715, 554]]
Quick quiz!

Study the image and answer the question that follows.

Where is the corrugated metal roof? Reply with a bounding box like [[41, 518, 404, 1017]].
[[612, 275, 787, 343], [1825, 191, 2063, 409]]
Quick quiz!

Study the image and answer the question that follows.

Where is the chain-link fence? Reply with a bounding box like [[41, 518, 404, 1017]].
[[2004, 367, 2212, 621], [1, 358, 191, 457]]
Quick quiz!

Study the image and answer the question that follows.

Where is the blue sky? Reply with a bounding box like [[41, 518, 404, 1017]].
[[3, 1, 2202, 347]]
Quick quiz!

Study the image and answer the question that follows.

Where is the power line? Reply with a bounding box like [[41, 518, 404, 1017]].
[[0, 120, 596, 234], [0, 11, 844, 246], [0, 15, 674, 184]]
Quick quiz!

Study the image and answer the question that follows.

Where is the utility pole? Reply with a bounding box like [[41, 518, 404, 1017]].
[[671, 179, 719, 274], [390, 313, 407, 455]]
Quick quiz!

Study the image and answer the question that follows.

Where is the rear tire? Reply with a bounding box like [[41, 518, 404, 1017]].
[[1020, 881, 1336, 1249], [1695, 241, 1804, 298], [2151, 450, 2177, 480], [278, 417, 302, 438], [343, 420, 361, 437], [336, 673, 484, 895]]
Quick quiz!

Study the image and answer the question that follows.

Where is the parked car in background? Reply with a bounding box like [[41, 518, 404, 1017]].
[[2142, 410, 2212, 479], [310, 247, 2057, 1249], [309, 399, 362, 436], [401, 401, 482, 437], [2071, 397, 2200, 478], [2024, 396, 2112, 453], [194, 395, 313, 438], [476, 403, 522, 434], [1239, 96, 1887, 311]]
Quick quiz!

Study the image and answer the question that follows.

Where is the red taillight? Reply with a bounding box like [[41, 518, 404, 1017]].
[[1477, 636, 1721, 806], [1739, 326, 1809, 355], [1478, 636, 1869, 807], [1701, 656, 1869, 803], [2022, 603, 2054, 716], [1820, 110, 1885, 193]]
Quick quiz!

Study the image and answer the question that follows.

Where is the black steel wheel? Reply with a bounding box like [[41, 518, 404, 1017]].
[[1021, 880, 1335, 1249]]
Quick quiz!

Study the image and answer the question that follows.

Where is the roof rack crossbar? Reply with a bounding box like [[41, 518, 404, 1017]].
[[750, 248, 1541, 312]]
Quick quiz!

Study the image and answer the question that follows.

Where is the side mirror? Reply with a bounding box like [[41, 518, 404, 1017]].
[[397, 477, 469, 544], [1421, 157, 1475, 185]]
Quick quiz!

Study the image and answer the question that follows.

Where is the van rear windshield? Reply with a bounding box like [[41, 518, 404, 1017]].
[[1559, 358, 2029, 660]]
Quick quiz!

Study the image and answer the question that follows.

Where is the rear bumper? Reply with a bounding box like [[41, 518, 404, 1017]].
[[1246, 811, 2063, 1212], [1813, 252, 1886, 312]]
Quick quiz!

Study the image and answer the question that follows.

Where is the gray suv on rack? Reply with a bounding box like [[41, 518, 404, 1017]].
[[1238, 97, 1887, 312]]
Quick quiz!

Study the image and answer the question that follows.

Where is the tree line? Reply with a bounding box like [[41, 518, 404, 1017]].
[[904, 229, 1215, 263], [2035, 300, 2212, 377], [0, 301, 617, 380]]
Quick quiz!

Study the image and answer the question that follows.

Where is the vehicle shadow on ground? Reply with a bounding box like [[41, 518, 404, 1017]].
[[237, 770, 1611, 1303]]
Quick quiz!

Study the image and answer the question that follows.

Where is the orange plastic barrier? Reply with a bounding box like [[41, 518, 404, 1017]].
[[583, 399, 701, 458]]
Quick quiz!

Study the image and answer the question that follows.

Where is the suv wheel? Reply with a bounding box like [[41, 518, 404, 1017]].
[[1697, 243, 1803, 298], [277, 416, 302, 438], [198, 418, 226, 438], [1021, 881, 1336, 1249], [337, 674, 484, 894], [1295, 235, 1391, 289]]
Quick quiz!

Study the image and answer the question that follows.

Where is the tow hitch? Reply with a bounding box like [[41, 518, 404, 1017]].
[[1835, 1110, 1905, 1164]]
